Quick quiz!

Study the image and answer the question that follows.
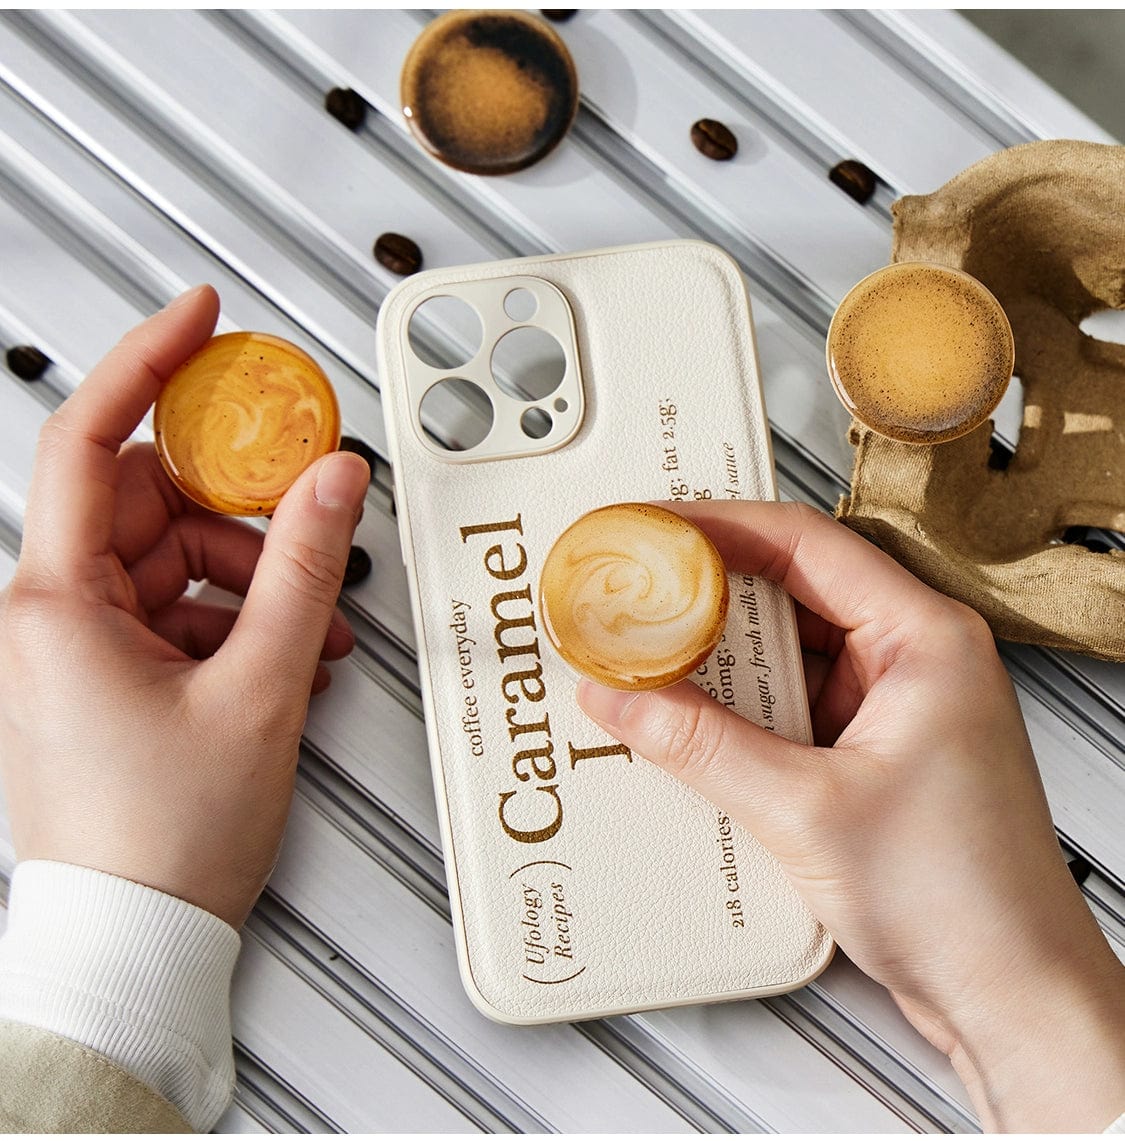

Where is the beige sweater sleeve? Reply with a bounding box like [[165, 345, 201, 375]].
[[0, 861, 239, 1129], [0, 1019, 191, 1132]]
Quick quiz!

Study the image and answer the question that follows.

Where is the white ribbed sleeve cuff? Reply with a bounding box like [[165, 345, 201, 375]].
[[1107, 1110, 1125, 1133], [0, 859, 240, 1132]]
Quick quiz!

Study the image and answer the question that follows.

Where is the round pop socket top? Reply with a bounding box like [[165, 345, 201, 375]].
[[826, 262, 1014, 445], [539, 503, 730, 691], [401, 10, 579, 176], [154, 332, 341, 516]]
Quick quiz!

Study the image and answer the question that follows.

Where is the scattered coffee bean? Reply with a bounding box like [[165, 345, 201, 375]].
[[338, 434, 378, 477], [325, 87, 367, 131], [1067, 855, 1092, 885], [374, 232, 423, 276], [6, 345, 51, 381], [691, 118, 738, 162], [541, 10, 577, 20], [829, 159, 877, 204], [343, 544, 373, 586]]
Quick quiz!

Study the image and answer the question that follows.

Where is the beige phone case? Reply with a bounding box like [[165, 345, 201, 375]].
[[377, 240, 833, 1024]]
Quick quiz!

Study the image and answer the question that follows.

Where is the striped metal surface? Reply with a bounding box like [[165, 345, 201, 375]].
[[0, 10, 1121, 1133]]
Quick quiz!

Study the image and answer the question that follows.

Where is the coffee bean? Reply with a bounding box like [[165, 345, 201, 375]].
[[374, 232, 423, 276], [343, 544, 373, 586], [325, 87, 367, 131], [829, 159, 877, 204], [1067, 855, 1092, 885], [338, 434, 378, 478], [541, 10, 576, 20], [987, 436, 1013, 471], [6, 345, 50, 381], [691, 118, 738, 162]]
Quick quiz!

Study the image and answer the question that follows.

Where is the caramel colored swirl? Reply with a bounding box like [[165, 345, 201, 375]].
[[539, 504, 729, 690], [155, 332, 340, 515]]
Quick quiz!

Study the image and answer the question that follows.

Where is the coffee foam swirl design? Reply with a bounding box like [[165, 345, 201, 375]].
[[155, 332, 340, 515], [540, 504, 729, 690]]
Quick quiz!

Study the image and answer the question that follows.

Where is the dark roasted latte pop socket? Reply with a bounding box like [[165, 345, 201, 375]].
[[827, 262, 1015, 445], [401, 10, 579, 176], [155, 332, 341, 516], [539, 503, 730, 691]]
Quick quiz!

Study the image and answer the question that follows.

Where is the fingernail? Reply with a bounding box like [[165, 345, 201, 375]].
[[315, 452, 370, 509], [576, 679, 641, 728], [164, 284, 208, 311]]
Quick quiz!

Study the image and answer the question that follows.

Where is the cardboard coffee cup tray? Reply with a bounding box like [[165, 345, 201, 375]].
[[838, 139, 1125, 661]]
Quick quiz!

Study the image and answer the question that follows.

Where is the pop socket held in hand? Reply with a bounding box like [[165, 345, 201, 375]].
[[154, 332, 341, 516], [539, 503, 730, 691]]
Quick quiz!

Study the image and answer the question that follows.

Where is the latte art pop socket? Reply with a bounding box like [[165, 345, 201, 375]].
[[539, 503, 730, 690], [155, 332, 341, 516]]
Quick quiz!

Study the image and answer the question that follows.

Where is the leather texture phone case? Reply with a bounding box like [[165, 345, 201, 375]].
[[377, 240, 832, 1024]]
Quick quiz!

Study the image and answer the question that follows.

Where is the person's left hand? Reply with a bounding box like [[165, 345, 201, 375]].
[[0, 286, 370, 927]]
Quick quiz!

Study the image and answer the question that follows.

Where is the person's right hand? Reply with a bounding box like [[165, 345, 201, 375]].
[[577, 500, 1125, 1132], [0, 286, 370, 930]]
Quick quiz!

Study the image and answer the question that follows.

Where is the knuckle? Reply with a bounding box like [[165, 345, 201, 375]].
[[786, 500, 827, 527], [0, 576, 72, 671], [276, 540, 344, 604], [760, 501, 828, 581], [38, 408, 108, 452], [4, 574, 57, 624], [232, 670, 304, 739], [950, 601, 999, 658], [922, 594, 995, 655], [950, 598, 993, 639], [640, 697, 727, 786], [36, 411, 69, 456]]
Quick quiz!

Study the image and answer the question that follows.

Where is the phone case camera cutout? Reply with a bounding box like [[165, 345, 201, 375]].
[[402, 275, 584, 462]]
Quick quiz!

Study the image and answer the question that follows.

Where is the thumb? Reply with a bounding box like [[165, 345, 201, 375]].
[[577, 677, 813, 831], [221, 451, 368, 701]]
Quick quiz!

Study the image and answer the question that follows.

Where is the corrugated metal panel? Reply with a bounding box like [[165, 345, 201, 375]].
[[0, 10, 1120, 1132]]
